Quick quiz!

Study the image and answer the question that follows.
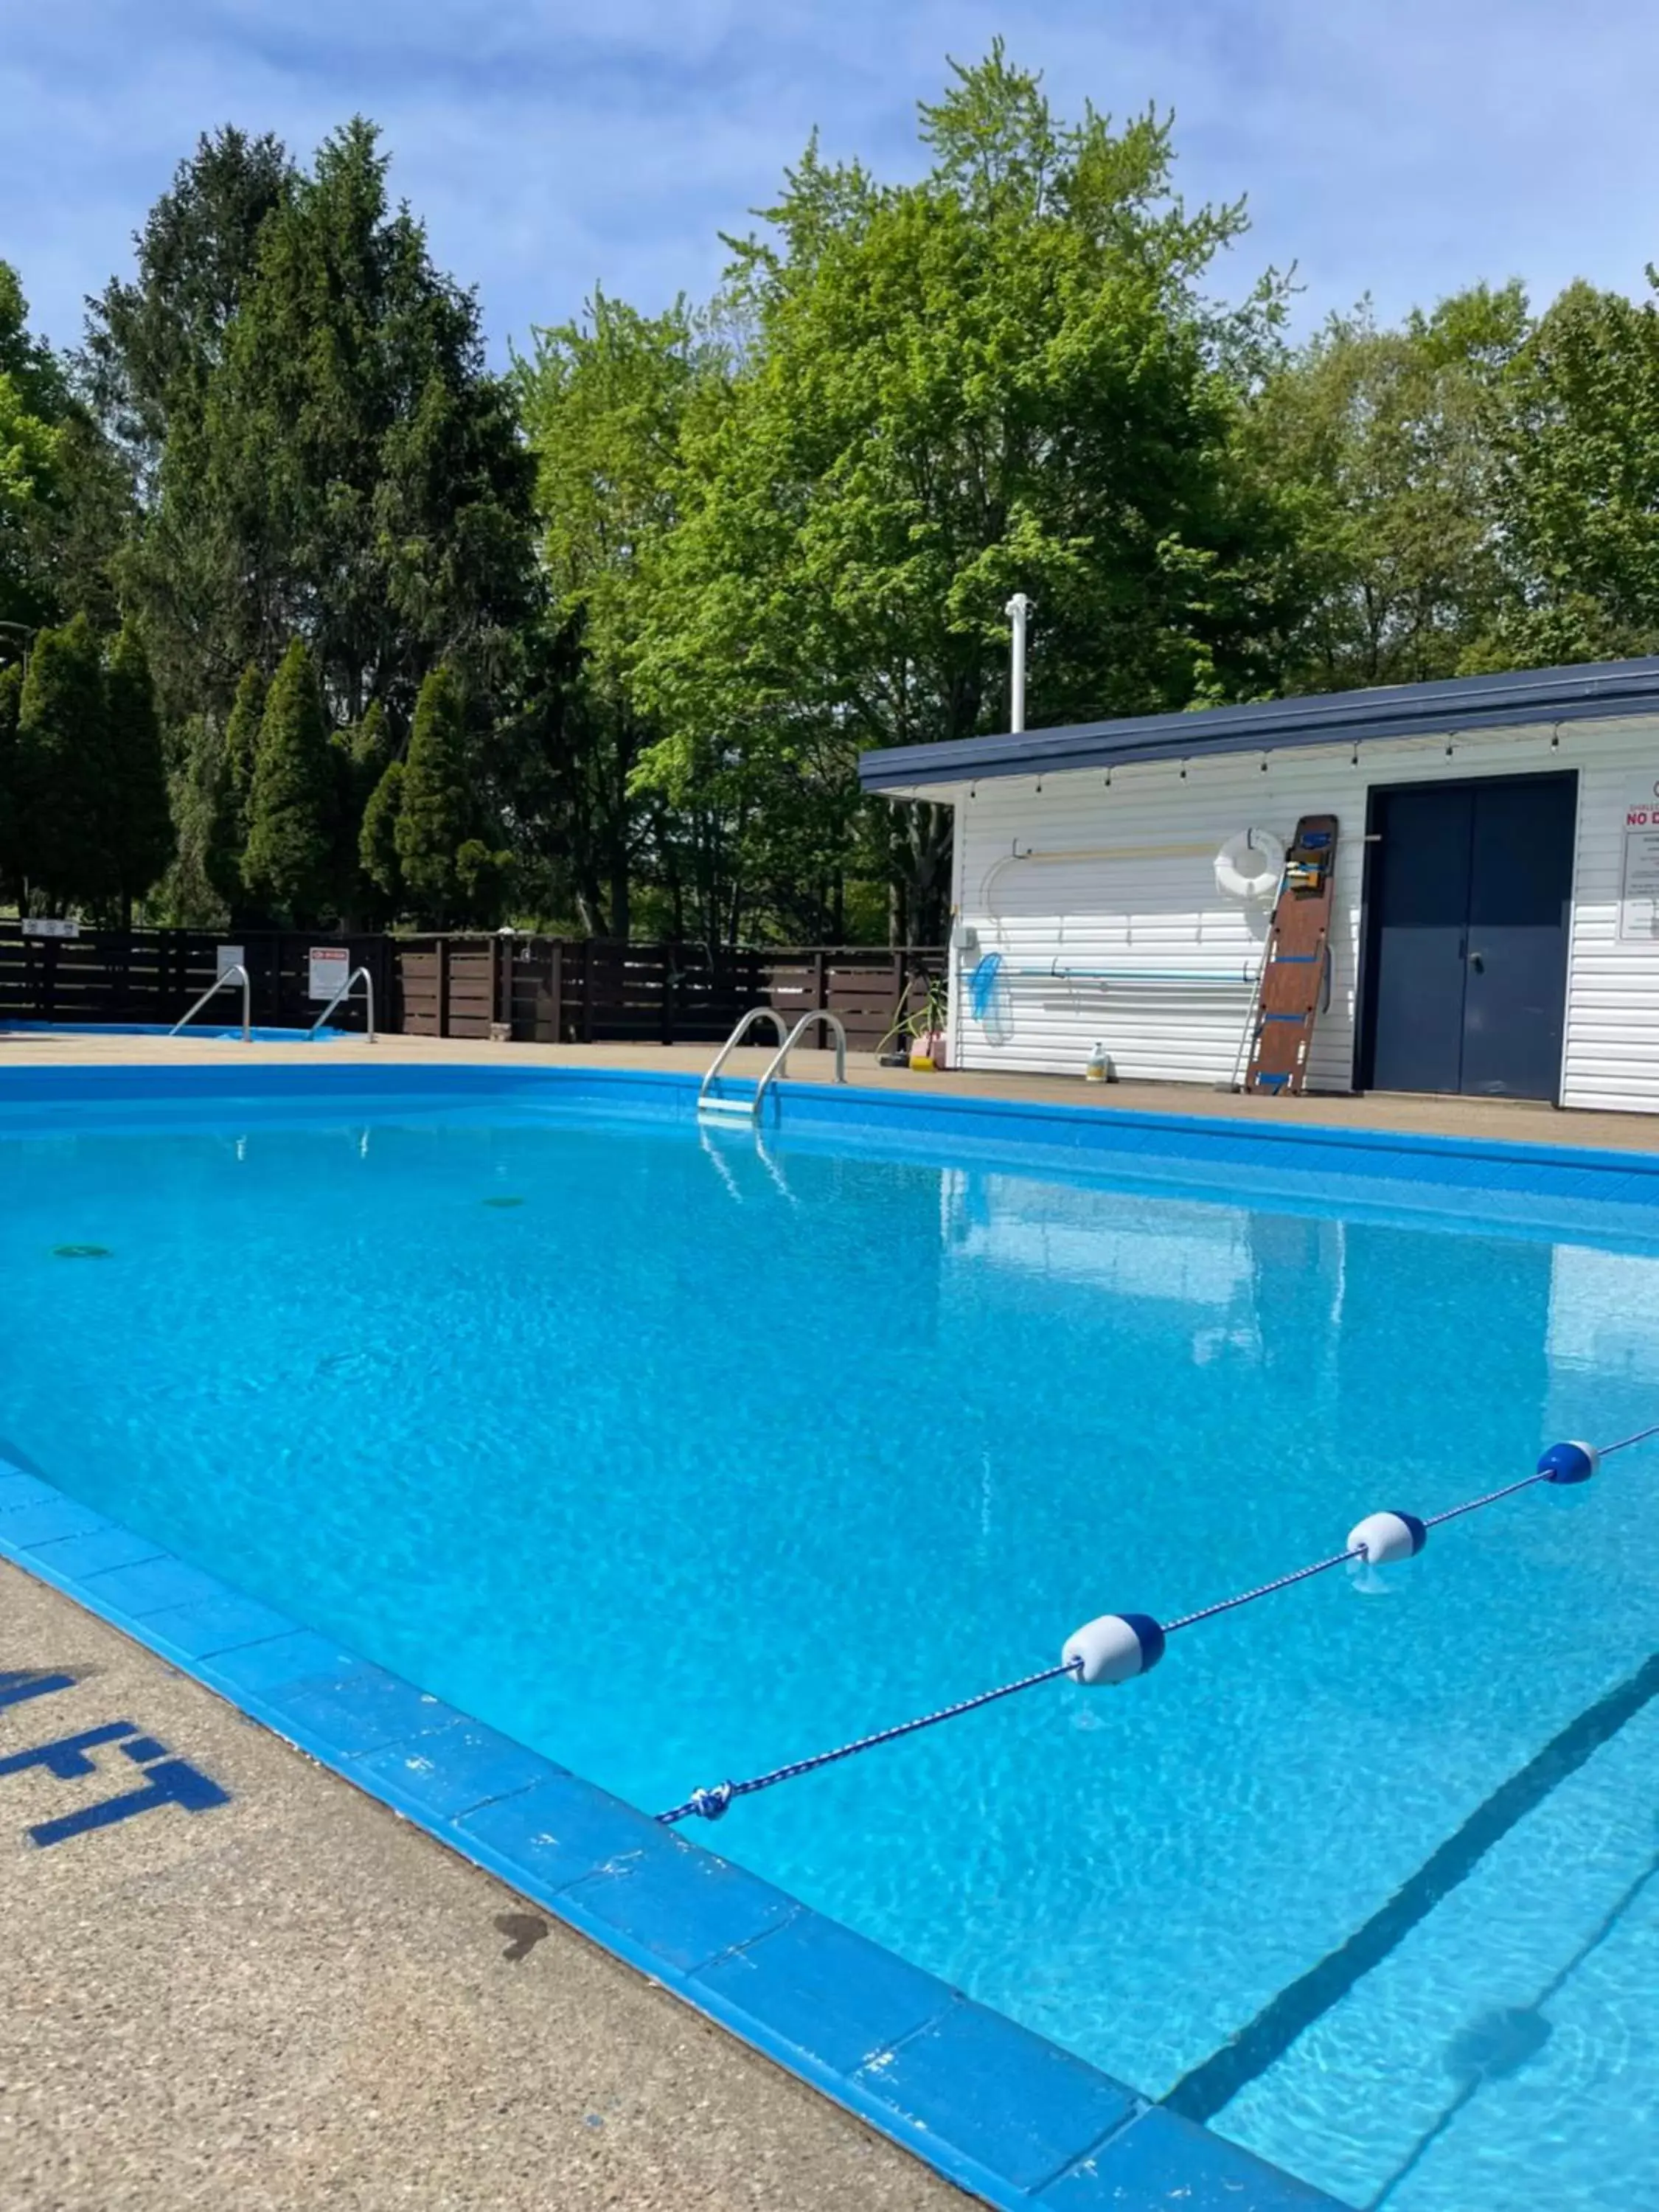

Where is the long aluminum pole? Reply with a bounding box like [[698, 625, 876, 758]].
[[1005, 593, 1030, 733]]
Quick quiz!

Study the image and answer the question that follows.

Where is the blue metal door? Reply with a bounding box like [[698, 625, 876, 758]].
[[1460, 775, 1576, 1098], [1366, 786, 1473, 1094], [1365, 774, 1576, 1099]]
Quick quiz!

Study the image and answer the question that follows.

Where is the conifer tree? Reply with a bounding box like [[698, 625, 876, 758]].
[[242, 637, 337, 923], [102, 621, 175, 923], [394, 664, 473, 925], [16, 613, 105, 911]]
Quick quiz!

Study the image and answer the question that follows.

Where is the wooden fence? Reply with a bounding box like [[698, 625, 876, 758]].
[[0, 926, 944, 1050]]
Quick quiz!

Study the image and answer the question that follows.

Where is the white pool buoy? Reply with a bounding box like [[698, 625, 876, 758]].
[[1062, 1612, 1166, 1686], [1537, 1440, 1599, 1486], [1346, 1511, 1427, 1565]]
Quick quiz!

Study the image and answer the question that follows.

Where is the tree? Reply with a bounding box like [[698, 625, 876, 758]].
[[102, 621, 175, 922], [204, 660, 265, 911], [359, 758, 404, 910], [0, 659, 21, 901], [394, 662, 499, 924], [82, 127, 294, 491], [15, 613, 106, 911], [128, 119, 536, 731], [633, 46, 1295, 941], [242, 638, 337, 922], [1474, 276, 1659, 667], [1248, 286, 1528, 692], [515, 293, 723, 938]]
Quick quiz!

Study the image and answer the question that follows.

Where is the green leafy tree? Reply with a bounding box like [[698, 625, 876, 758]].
[[1475, 276, 1659, 667], [515, 293, 721, 937], [634, 46, 1295, 941], [15, 613, 106, 911], [1, 265, 133, 645], [1248, 285, 1528, 691], [242, 638, 338, 922], [102, 621, 175, 922]]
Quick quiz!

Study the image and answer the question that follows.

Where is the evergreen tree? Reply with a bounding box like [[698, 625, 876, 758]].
[[359, 758, 405, 911], [201, 660, 265, 913], [102, 622, 175, 923], [16, 613, 105, 911], [395, 664, 473, 924], [0, 659, 20, 902], [127, 119, 535, 729], [242, 638, 338, 923], [331, 698, 394, 919]]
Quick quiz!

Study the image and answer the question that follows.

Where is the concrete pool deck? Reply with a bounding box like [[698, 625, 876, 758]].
[[0, 1559, 959, 2212], [4, 1025, 1658, 1152]]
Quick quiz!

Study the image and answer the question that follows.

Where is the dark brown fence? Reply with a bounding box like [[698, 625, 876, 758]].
[[0, 925, 943, 1048]]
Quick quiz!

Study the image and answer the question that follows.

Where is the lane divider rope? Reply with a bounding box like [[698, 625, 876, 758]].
[[656, 1425, 1654, 1826]]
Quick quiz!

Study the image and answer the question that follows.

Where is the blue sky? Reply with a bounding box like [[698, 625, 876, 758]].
[[4, 1, 1658, 363]]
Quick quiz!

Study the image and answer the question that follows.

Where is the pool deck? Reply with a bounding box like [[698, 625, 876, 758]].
[[0, 1558, 957, 2212], [5, 1026, 1658, 1152]]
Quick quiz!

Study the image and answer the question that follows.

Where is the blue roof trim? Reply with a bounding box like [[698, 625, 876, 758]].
[[856, 654, 1659, 790], [0, 1455, 1335, 2211]]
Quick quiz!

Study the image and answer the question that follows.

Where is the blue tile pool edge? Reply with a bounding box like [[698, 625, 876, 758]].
[[0, 1458, 1335, 2212], [6, 1054, 1659, 1208]]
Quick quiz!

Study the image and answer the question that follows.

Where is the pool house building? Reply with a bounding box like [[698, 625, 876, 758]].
[[860, 656, 1659, 1113]]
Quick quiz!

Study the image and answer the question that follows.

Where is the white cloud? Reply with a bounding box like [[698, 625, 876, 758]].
[[4, 0, 1658, 361]]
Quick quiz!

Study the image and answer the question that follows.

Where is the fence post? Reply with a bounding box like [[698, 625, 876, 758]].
[[661, 942, 677, 1046], [580, 940, 593, 1043], [548, 941, 563, 1043], [814, 947, 828, 1051], [437, 936, 451, 1038]]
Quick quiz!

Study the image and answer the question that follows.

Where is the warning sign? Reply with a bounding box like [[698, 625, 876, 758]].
[[1621, 782, 1659, 941], [308, 946, 350, 1001]]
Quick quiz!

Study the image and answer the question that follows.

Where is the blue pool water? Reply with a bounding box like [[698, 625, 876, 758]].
[[3, 1076, 1659, 2210], [0, 1022, 345, 1040]]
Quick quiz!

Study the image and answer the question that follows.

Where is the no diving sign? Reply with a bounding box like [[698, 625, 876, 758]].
[[308, 947, 350, 1001], [1621, 782, 1659, 940]]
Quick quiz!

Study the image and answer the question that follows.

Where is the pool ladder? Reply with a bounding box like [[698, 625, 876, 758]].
[[698, 1007, 848, 1122], [170, 963, 251, 1041]]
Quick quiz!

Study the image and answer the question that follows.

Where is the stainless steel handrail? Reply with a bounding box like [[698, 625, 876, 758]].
[[751, 1010, 847, 1119], [698, 1006, 791, 1113], [170, 963, 251, 1041], [309, 964, 376, 1040]]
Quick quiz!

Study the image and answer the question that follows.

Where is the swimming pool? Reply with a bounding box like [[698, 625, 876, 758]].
[[4, 1064, 1658, 2211], [0, 1022, 347, 1040]]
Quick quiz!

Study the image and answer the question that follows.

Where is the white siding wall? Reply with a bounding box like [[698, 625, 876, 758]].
[[925, 711, 1659, 1112]]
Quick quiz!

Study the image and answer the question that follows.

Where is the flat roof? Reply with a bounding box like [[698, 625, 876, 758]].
[[857, 655, 1659, 793]]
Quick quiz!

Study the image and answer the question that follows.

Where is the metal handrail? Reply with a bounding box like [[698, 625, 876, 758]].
[[309, 964, 376, 1041], [751, 1010, 847, 1119], [698, 1006, 792, 1113], [170, 963, 251, 1041]]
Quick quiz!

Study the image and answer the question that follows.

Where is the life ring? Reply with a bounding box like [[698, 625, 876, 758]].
[[1215, 827, 1285, 902]]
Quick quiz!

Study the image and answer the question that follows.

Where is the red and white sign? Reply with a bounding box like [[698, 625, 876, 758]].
[[308, 946, 350, 1001], [1620, 781, 1659, 940]]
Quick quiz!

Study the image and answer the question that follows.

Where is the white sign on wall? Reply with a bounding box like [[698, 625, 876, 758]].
[[308, 945, 349, 1001], [21, 917, 79, 939], [1620, 782, 1659, 941], [215, 943, 244, 976]]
